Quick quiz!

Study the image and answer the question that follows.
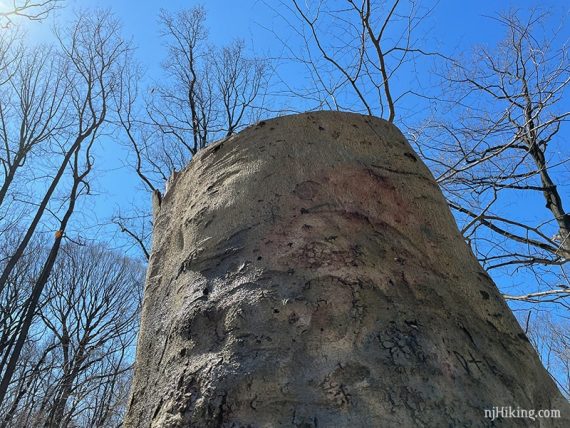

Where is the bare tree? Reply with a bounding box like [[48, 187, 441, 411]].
[[0, 44, 68, 210], [415, 10, 570, 303], [0, 26, 22, 86], [0, 338, 59, 427], [269, 0, 439, 121], [525, 310, 570, 397], [0, 231, 45, 409], [0, 0, 63, 28], [150, 6, 210, 159], [147, 6, 269, 173], [38, 244, 142, 427], [212, 40, 268, 136], [114, 5, 269, 259], [0, 9, 131, 407], [0, 243, 142, 427]]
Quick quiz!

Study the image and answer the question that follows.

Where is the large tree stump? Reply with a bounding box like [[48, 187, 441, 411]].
[[125, 112, 568, 427]]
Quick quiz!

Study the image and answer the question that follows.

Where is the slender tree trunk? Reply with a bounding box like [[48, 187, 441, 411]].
[[0, 135, 84, 295], [0, 158, 83, 406], [125, 112, 569, 427], [0, 153, 22, 208], [0, 232, 64, 406], [0, 343, 56, 428]]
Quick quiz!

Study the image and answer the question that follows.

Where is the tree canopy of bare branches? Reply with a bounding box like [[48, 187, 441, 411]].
[[270, 0, 440, 121], [415, 10, 570, 305], [0, 243, 143, 427], [113, 5, 270, 259], [0, 8, 133, 410], [0, 0, 63, 28]]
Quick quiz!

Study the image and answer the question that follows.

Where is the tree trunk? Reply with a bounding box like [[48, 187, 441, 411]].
[[125, 111, 569, 427]]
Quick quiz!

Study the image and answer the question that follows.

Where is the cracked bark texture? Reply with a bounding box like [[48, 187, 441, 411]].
[[124, 111, 569, 427]]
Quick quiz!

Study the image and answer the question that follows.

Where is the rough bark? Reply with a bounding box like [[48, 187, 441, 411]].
[[125, 111, 569, 427]]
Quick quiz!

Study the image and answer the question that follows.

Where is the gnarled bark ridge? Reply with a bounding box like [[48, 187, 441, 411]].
[[125, 111, 569, 427]]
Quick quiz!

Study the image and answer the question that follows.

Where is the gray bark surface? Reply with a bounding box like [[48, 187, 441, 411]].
[[125, 111, 569, 427]]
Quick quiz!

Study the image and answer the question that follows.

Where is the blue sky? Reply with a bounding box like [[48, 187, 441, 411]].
[[7, 0, 566, 251], [27, 0, 568, 67], [13, 0, 568, 262]]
